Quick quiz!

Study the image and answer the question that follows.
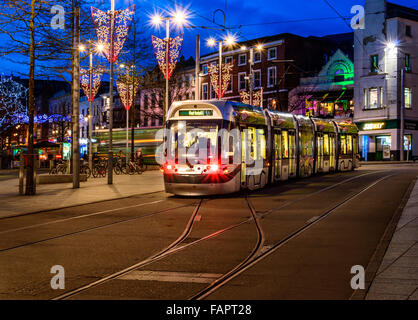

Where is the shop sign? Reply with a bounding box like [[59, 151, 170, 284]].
[[363, 122, 385, 130]]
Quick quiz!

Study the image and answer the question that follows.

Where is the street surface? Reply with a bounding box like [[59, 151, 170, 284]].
[[0, 164, 417, 299]]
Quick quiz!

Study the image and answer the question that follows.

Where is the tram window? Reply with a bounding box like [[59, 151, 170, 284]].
[[257, 129, 267, 160], [275, 133, 281, 160], [353, 135, 358, 154], [347, 135, 353, 154], [324, 134, 329, 156], [301, 130, 313, 157], [248, 127, 257, 160], [282, 131, 289, 159], [340, 135, 347, 155], [289, 132, 296, 158]]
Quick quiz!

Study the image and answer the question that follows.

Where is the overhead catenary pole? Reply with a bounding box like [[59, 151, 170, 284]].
[[125, 66, 130, 165], [195, 34, 200, 100], [249, 47, 254, 105], [72, 5, 80, 189], [131, 21, 136, 162], [400, 68, 405, 161], [165, 18, 170, 119], [108, 0, 115, 184], [88, 44, 93, 171], [219, 41, 222, 99]]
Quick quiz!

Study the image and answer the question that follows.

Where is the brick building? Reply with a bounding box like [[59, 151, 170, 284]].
[[199, 32, 353, 111]]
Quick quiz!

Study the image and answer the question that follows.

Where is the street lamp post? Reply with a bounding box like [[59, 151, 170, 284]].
[[151, 10, 188, 120], [108, 0, 115, 185], [207, 35, 236, 99]]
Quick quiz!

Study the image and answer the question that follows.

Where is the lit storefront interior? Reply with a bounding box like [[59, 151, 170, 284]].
[[357, 120, 416, 161]]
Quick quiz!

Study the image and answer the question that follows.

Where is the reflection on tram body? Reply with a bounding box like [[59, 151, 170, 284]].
[[161, 100, 360, 196]]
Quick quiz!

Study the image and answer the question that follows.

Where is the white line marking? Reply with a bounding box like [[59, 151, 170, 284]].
[[118, 271, 222, 284], [0, 200, 164, 235]]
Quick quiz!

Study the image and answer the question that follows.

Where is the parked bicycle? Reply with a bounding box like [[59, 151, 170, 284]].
[[92, 160, 107, 178]]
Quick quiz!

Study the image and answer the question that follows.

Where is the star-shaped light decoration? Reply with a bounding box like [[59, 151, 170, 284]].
[[91, 5, 135, 63], [80, 68, 103, 102], [208, 62, 233, 99], [151, 33, 184, 80]]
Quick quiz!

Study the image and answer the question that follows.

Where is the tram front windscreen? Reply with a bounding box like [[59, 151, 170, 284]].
[[167, 120, 222, 165]]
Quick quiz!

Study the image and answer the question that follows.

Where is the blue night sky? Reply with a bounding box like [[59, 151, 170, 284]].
[[1, 0, 417, 78]]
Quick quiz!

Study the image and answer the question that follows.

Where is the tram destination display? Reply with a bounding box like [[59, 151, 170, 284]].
[[179, 110, 213, 116]]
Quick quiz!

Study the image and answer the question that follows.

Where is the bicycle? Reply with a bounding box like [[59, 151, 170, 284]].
[[80, 163, 91, 179], [92, 160, 106, 178]]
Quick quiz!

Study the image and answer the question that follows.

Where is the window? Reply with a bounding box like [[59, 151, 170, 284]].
[[324, 134, 330, 156], [210, 85, 216, 99], [340, 135, 347, 154], [405, 54, 411, 72], [225, 56, 233, 64], [406, 25, 412, 37], [380, 87, 383, 107], [268, 47, 277, 61], [254, 51, 261, 63], [202, 83, 208, 100], [202, 64, 208, 75], [238, 72, 246, 90], [238, 54, 246, 66], [363, 89, 367, 108], [267, 67, 276, 87], [253, 70, 261, 89], [369, 88, 378, 109], [347, 135, 353, 154], [405, 88, 412, 109], [282, 130, 289, 158], [226, 75, 233, 93], [370, 55, 379, 73]]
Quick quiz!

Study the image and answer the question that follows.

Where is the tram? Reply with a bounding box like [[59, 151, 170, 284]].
[[161, 100, 359, 196]]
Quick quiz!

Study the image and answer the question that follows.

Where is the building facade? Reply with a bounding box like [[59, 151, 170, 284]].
[[290, 49, 354, 119], [199, 33, 352, 111], [354, 0, 418, 160]]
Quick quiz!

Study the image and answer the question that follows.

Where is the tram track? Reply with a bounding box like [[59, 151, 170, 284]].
[[0, 171, 378, 254], [52, 198, 204, 300], [52, 170, 387, 300], [189, 173, 395, 300], [0, 202, 197, 253]]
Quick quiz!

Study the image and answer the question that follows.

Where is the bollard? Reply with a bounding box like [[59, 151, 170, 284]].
[[19, 153, 24, 195]]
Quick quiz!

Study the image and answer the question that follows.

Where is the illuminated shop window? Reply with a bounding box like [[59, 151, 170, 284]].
[[369, 88, 378, 109], [405, 88, 412, 109]]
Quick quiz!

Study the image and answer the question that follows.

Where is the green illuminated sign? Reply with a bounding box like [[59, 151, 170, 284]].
[[179, 110, 213, 116]]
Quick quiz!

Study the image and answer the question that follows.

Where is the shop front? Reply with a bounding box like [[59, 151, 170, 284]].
[[356, 120, 417, 161]]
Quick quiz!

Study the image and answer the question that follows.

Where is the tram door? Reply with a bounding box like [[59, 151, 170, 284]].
[[241, 126, 266, 189], [323, 133, 330, 173], [329, 134, 336, 171], [281, 130, 290, 181], [289, 131, 296, 177], [316, 133, 324, 172], [274, 130, 281, 181]]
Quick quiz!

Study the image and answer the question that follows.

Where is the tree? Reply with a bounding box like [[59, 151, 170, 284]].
[[0, 0, 99, 193]]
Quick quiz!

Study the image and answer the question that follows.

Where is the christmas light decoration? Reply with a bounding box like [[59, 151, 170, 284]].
[[240, 89, 263, 107], [116, 77, 140, 111], [80, 67, 103, 102], [208, 62, 233, 99], [0, 76, 28, 131], [91, 5, 135, 63], [151, 33, 184, 80]]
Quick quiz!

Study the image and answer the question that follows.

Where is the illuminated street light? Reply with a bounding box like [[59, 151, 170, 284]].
[[149, 9, 189, 120]]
